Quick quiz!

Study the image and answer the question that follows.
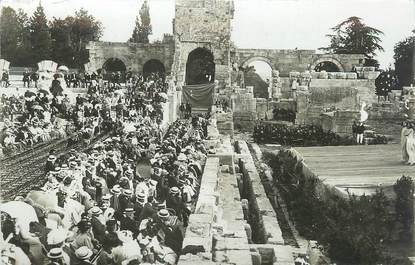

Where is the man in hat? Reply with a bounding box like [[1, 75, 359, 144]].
[[47, 230, 72, 265], [119, 208, 140, 238], [167, 187, 191, 227], [74, 246, 93, 265], [45, 155, 57, 174], [90, 206, 106, 243], [47, 247, 66, 265], [118, 189, 134, 214], [156, 209, 184, 254]]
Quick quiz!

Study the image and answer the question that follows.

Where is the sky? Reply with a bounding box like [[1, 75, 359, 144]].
[[2, 0, 415, 76]]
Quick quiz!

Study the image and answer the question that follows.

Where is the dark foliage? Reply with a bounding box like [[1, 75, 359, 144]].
[[263, 151, 411, 264], [394, 33, 415, 88], [393, 176, 414, 242]]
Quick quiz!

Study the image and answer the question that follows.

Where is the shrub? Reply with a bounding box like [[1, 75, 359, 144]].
[[263, 150, 408, 265]]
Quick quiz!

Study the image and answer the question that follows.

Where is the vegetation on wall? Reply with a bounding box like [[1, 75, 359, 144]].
[[263, 151, 413, 265]]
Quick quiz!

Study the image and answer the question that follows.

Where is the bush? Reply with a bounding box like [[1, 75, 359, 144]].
[[254, 123, 356, 146], [263, 150, 408, 265], [394, 176, 414, 242]]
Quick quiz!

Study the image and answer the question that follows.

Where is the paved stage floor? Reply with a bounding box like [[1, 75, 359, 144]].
[[295, 144, 415, 187]]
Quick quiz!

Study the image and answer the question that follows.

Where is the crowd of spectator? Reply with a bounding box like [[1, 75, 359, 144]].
[[1, 69, 212, 265]]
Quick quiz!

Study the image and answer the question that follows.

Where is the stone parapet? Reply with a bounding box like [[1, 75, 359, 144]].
[[236, 141, 285, 246], [181, 157, 220, 256]]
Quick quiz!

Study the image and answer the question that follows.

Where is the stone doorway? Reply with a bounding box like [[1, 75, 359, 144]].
[[243, 60, 273, 99], [185, 47, 215, 85], [143, 59, 165, 80], [102, 58, 127, 81]]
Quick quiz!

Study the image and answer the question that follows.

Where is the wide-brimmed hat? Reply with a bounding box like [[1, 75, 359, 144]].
[[124, 208, 135, 214], [90, 206, 102, 216], [170, 186, 180, 195], [177, 153, 187, 162], [111, 185, 121, 195], [75, 246, 93, 260], [47, 155, 56, 162], [157, 209, 170, 220], [136, 192, 146, 203], [47, 228, 73, 245], [47, 247, 63, 259]]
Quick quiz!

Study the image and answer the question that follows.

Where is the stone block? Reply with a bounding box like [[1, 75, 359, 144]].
[[178, 253, 215, 265], [214, 237, 250, 251], [182, 236, 212, 254], [273, 245, 295, 265], [262, 216, 284, 245], [318, 71, 328, 79], [214, 250, 253, 265], [186, 218, 212, 238], [251, 251, 262, 265], [346, 72, 357, 79]]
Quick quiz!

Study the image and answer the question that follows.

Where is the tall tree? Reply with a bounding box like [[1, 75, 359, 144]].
[[0, 7, 19, 63], [15, 8, 33, 66], [129, 0, 152, 43], [320, 16, 384, 67], [50, 17, 74, 66], [394, 31, 415, 87], [30, 2, 52, 63], [70, 9, 103, 68]]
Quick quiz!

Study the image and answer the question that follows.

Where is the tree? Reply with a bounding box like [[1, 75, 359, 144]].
[[1, 7, 20, 63], [30, 2, 52, 63], [70, 9, 103, 68], [15, 8, 33, 66], [50, 17, 75, 66], [320, 17, 384, 67], [394, 31, 415, 87], [375, 69, 399, 100], [129, 0, 152, 43]]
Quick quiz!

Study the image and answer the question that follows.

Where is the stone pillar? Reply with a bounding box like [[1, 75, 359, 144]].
[[271, 70, 282, 100], [408, 96, 415, 120]]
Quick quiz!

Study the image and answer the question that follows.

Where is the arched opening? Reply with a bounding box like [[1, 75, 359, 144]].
[[314, 61, 340, 72], [185, 48, 215, 85], [143, 59, 165, 79], [102, 58, 127, 82], [243, 60, 272, 98]]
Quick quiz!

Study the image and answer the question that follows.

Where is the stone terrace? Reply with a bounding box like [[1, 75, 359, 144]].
[[178, 124, 299, 265]]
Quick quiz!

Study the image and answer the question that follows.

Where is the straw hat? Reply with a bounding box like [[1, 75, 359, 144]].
[[75, 246, 92, 260], [157, 209, 170, 220], [47, 248, 63, 259]]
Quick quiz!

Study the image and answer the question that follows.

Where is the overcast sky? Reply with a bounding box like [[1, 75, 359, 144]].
[[2, 0, 415, 70]]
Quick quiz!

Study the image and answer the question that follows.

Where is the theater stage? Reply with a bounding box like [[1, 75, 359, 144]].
[[295, 144, 414, 192]]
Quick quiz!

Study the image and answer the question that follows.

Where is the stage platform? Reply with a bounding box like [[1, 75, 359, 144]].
[[295, 144, 414, 189]]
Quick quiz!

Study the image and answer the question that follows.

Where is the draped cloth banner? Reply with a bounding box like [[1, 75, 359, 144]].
[[182, 83, 215, 108]]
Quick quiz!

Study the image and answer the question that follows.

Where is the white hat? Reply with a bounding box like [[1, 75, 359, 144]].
[[47, 248, 63, 259], [75, 246, 93, 260]]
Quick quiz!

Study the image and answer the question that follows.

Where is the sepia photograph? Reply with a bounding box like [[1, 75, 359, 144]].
[[0, 0, 414, 264]]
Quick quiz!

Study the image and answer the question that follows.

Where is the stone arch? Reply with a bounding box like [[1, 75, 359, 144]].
[[101, 57, 127, 82], [185, 47, 215, 85], [241, 56, 274, 70], [241, 57, 274, 99], [310, 57, 345, 72], [143, 59, 166, 79]]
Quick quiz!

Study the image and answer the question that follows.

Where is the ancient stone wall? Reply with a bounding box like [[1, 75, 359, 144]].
[[86, 41, 174, 73], [172, 0, 233, 89], [235, 49, 365, 77]]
